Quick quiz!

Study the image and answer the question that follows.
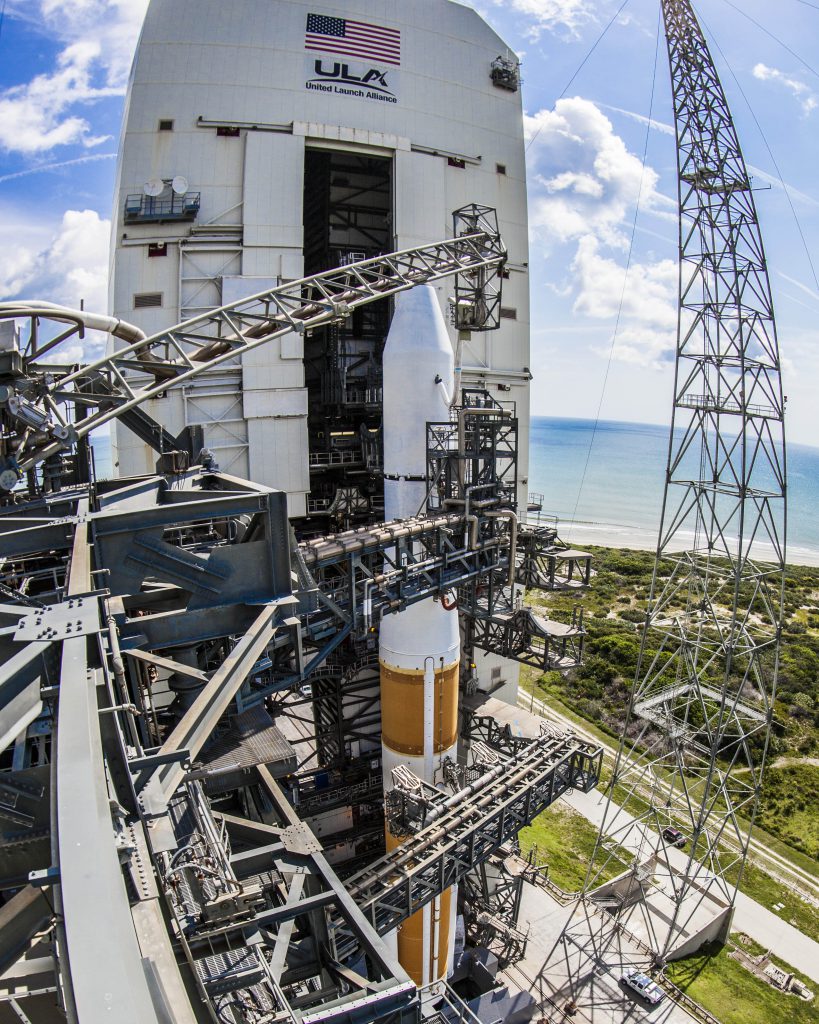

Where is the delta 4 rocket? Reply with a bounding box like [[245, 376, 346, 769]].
[[379, 287, 459, 985]]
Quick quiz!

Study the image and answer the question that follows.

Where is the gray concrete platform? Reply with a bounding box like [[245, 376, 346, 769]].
[[500, 882, 697, 1024]]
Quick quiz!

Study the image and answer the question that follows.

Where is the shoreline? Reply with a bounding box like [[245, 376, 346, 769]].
[[540, 517, 819, 569]]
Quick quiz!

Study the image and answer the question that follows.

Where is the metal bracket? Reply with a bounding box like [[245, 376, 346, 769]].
[[28, 865, 61, 888], [281, 822, 323, 856], [14, 595, 100, 643]]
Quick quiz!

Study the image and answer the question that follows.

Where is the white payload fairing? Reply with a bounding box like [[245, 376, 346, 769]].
[[379, 287, 459, 985]]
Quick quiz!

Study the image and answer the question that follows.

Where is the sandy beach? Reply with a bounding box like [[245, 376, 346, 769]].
[[545, 517, 819, 569]]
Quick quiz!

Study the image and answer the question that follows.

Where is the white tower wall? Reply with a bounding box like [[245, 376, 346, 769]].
[[111, 0, 528, 709], [110, 0, 530, 528]]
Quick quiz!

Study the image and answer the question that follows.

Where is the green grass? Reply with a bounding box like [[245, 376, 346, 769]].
[[737, 814, 819, 884], [666, 939, 819, 1024], [755, 765, 819, 861], [604, 777, 819, 944], [518, 669, 624, 749], [737, 862, 819, 946], [520, 674, 819, 933], [735, 931, 817, 980], [518, 801, 629, 893], [522, 543, 819, 891], [524, 670, 819, 881]]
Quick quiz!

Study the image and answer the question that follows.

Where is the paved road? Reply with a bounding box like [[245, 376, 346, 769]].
[[518, 693, 819, 984], [562, 783, 819, 984], [522, 690, 819, 901]]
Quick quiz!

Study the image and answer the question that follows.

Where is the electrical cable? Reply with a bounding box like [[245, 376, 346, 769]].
[[697, 5, 819, 293], [717, 0, 819, 80], [563, 8, 663, 545], [526, 0, 632, 152]]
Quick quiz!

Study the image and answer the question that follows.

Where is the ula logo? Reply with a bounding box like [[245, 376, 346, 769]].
[[307, 59, 395, 99]]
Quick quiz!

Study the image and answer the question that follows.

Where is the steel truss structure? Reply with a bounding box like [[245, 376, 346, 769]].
[[425, 396, 587, 673], [459, 852, 529, 968], [514, 523, 592, 593], [341, 731, 601, 944], [0, 205, 505, 483], [0, 469, 598, 1021], [462, 572, 586, 673], [308, 655, 381, 768], [0, 208, 597, 1022], [584, 0, 787, 960]]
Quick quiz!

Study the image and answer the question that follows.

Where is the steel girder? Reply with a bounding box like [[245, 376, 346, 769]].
[[0, 209, 505, 480], [155, 770, 418, 1024], [338, 733, 602, 947], [0, 469, 520, 1021]]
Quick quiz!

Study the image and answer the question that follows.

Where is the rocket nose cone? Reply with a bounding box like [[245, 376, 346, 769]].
[[382, 285, 454, 504], [385, 285, 452, 360]]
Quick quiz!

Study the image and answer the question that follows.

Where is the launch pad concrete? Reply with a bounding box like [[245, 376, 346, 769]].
[[504, 882, 698, 1024]]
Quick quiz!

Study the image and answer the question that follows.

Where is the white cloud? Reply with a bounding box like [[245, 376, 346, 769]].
[[0, 246, 37, 301], [0, 1, 148, 153], [753, 63, 817, 116], [571, 235, 677, 366], [498, 0, 595, 37], [525, 97, 666, 248], [0, 152, 116, 185], [777, 271, 819, 306], [598, 103, 675, 136], [507, 0, 593, 36], [0, 209, 111, 360], [524, 98, 677, 369], [746, 164, 819, 209], [37, 0, 149, 87], [0, 41, 115, 153], [2, 207, 110, 309]]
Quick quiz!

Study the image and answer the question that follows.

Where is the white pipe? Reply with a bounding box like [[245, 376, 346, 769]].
[[444, 484, 489, 549], [434, 374, 452, 409], [423, 656, 435, 782], [423, 756, 510, 824], [452, 331, 468, 409], [0, 301, 146, 345], [430, 893, 441, 981], [485, 510, 518, 585]]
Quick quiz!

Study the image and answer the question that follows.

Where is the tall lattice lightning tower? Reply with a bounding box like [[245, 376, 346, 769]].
[[585, 0, 787, 959]]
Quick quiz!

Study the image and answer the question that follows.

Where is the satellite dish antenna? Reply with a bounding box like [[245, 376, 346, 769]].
[[171, 175, 189, 195], [143, 177, 164, 197]]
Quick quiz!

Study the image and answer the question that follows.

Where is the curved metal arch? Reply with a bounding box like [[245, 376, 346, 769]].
[[0, 206, 505, 478]]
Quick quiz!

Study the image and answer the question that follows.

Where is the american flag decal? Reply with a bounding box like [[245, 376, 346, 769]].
[[305, 13, 400, 67]]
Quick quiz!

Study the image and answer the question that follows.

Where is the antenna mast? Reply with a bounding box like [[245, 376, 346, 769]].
[[586, 0, 787, 959]]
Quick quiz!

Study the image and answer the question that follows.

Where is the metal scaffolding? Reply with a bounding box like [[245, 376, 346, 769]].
[[584, 0, 787, 960], [341, 731, 601, 943], [0, 206, 505, 482], [0, 209, 596, 1021]]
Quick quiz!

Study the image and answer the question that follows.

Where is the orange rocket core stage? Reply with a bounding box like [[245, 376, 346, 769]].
[[379, 662, 459, 755]]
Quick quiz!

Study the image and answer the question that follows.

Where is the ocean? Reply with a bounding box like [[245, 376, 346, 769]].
[[90, 416, 819, 567], [528, 417, 819, 567]]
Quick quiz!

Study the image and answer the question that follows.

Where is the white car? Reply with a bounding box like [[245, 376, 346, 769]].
[[621, 970, 665, 1005]]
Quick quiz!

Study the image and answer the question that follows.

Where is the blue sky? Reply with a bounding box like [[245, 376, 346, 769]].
[[0, 0, 817, 445]]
